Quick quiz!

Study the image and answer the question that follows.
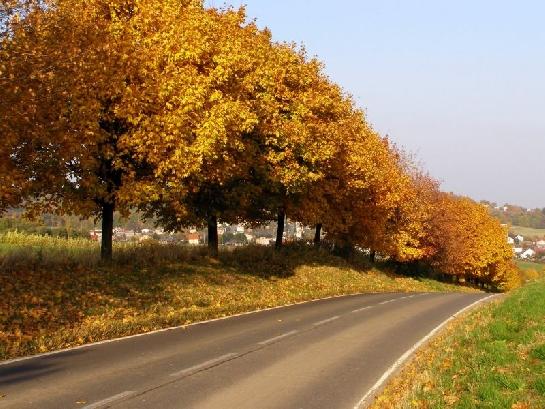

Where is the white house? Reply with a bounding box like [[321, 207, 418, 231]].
[[255, 237, 271, 246], [112, 228, 136, 241], [515, 235, 524, 244], [507, 237, 515, 245], [514, 247, 524, 255], [536, 240, 545, 249], [295, 222, 304, 239], [520, 249, 536, 259], [187, 232, 200, 245], [89, 229, 102, 241]]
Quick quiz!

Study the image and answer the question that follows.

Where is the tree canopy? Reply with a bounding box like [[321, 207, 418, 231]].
[[0, 0, 520, 289]]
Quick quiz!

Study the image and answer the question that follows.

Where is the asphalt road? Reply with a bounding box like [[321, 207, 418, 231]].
[[0, 292, 493, 409]]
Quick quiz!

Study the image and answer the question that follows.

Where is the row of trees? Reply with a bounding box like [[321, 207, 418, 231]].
[[0, 0, 519, 289]]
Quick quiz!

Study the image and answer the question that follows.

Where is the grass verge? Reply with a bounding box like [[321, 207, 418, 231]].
[[0, 232, 480, 361], [370, 280, 545, 409]]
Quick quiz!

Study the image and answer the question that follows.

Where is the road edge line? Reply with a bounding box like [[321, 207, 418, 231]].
[[353, 294, 499, 409]]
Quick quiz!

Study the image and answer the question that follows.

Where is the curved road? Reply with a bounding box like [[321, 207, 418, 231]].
[[0, 292, 493, 409]]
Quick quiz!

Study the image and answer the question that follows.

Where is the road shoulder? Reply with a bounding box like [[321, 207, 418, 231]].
[[365, 293, 501, 408]]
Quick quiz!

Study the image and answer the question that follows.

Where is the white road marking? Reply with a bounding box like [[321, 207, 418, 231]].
[[353, 294, 498, 409], [379, 300, 394, 305], [170, 353, 238, 377], [313, 316, 340, 327], [352, 306, 373, 313], [258, 330, 299, 345], [82, 391, 135, 409]]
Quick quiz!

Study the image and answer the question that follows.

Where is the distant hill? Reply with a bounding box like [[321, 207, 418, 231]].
[[482, 201, 545, 231]]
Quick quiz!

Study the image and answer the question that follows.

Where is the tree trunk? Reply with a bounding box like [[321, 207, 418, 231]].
[[207, 215, 219, 258], [369, 250, 376, 263], [275, 208, 286, 250], [101, 202, 114, 261], [314, 223, 322, 247]]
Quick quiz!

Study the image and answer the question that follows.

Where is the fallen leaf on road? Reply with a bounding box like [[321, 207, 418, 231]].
[[76, 400, 86, 405], [0, 393, 6, 398]]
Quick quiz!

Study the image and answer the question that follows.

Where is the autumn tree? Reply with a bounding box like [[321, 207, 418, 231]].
[[372, 152, 439, 265], [140, 24, 355, 254], [425, 193, 520, 289], [246, 44, 352, 249], [0, 0, 47, 212], [304, 123, 413, 259], [1, 0, 269, 260], [136, 8, 274, 258]]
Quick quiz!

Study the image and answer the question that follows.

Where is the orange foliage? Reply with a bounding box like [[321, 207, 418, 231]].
[[426, 194, 520, 289], [0, 0, 521, 288]]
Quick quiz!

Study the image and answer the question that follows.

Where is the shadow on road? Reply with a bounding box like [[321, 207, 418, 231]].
[[0, 349, 87, 387]]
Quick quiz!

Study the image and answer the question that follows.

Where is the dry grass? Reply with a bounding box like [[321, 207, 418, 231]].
[[0, 232, 479, 361]]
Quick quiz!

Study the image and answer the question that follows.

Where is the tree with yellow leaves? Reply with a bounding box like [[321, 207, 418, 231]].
[[1, 0, 271, 259], [150, 37, 357, 254], [136, 8, 275, 257], [310, 125, 413, 258], [373, 152, 439, 265], [0, 0, 46, 211], [245, 44, 351, 249], [425, 193, 520, 290], [279, 81, 361, 249]]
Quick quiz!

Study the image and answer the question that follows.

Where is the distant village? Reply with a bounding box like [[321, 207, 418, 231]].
[[89, 221, 317, 247], [479, 202, 545, 262], [507, 233, 545, 262]]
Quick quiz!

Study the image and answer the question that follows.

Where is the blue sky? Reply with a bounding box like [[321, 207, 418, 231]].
[[208, 0, 545, 208]]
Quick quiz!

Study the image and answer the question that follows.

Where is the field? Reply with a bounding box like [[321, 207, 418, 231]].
[[516, 260, 545, 270], [0, 232, 480, 361], [372, 280, 545, 408], [516, 260, 545, 282], [509, 225, 545, 239]]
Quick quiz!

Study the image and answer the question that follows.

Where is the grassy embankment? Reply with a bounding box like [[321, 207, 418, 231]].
[[0, 231, 479, 361], [371, 276, 545, 409]]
